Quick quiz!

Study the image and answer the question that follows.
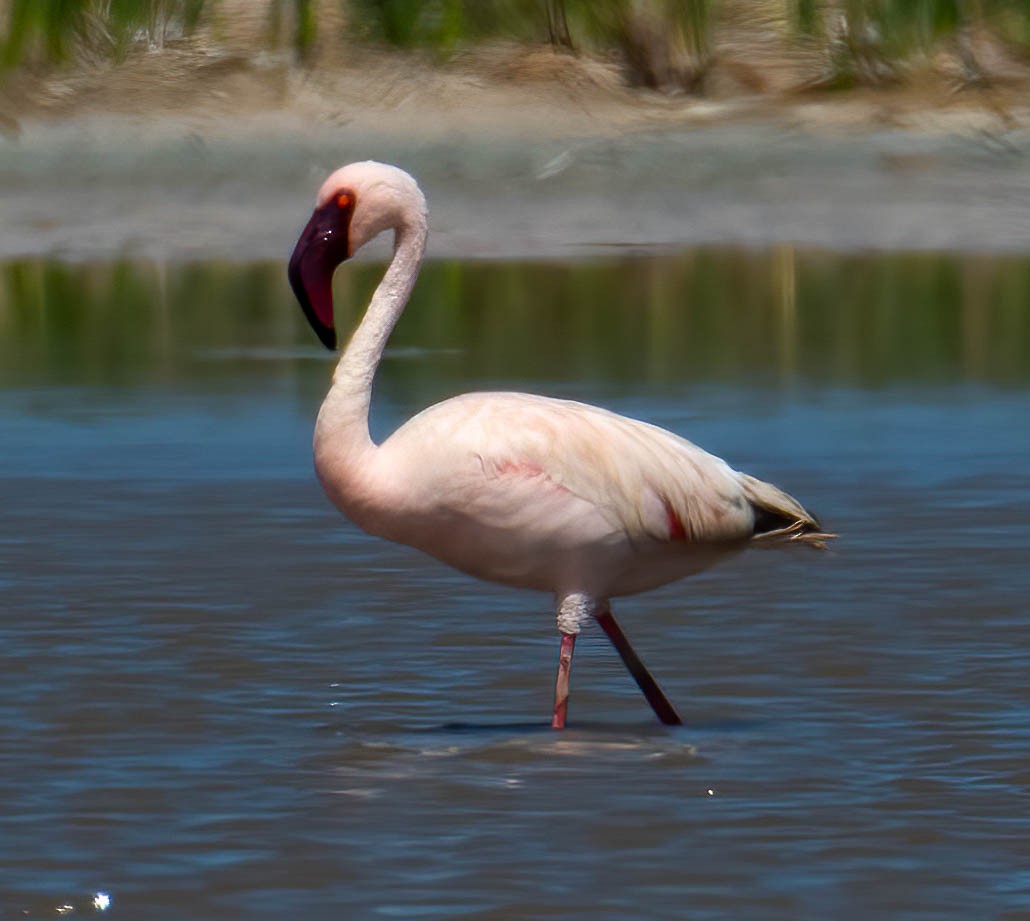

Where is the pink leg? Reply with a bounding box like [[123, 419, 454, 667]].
[[596, 610, 683, 726], [551, 632, 577, 729]]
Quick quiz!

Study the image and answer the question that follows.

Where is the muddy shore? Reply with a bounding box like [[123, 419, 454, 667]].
[[2, 47, 1029, 260]]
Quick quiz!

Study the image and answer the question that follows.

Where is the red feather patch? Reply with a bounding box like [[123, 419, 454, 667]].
[[663, 498, 687, 541]]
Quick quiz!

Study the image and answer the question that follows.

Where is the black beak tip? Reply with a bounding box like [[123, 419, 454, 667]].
[[317, 326, 337, 351]]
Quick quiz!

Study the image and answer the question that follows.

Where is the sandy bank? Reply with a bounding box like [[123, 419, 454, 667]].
[[1, 47, 1029, 260]]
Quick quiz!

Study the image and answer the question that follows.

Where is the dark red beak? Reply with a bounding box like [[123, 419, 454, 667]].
[[288, 195, 354, 351]]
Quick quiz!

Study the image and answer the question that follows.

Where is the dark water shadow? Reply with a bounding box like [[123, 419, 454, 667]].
[[433, 721, 556, 735], [316, 716, 766, 739], [427, 719, 751, 737]]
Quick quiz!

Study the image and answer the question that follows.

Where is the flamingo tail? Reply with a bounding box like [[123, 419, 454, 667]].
[[737, 473, 837, 550]]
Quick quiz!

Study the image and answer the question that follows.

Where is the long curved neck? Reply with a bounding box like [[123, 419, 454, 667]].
[[314, 215, 427, 463]]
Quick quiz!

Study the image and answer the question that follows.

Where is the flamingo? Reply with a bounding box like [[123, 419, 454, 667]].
[[288, 161, 833, 729]]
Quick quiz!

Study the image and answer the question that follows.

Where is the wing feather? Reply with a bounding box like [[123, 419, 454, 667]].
[[432, 393, 756, 545]]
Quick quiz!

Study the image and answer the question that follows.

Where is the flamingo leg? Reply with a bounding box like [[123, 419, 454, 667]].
[[551, 632, 577, 729], [596, 610, 683, 726]]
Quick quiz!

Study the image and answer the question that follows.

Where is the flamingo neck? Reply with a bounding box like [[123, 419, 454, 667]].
[[314, 215, 427, 464]]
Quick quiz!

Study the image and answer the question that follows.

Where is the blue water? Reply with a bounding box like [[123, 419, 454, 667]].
[[2, 254, 1029, 919]]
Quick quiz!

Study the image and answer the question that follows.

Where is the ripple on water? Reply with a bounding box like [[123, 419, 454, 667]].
[[3, 252, 1030, 919]]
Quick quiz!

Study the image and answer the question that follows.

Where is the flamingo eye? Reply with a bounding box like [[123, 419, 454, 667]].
[[335, 191, 352, 209]]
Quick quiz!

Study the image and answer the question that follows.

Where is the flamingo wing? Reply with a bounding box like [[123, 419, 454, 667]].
[[391, 392, 761, 547]]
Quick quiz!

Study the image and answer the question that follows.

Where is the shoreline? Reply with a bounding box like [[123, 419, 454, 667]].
[[2, 47, 1029, 262]]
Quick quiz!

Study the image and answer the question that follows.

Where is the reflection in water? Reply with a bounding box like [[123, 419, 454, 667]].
[[1, 249, 1029, 391], [1, 251, 1029, 920]]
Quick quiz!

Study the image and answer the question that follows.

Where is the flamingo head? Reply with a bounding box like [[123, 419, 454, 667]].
[[288, 161, 426, 350]]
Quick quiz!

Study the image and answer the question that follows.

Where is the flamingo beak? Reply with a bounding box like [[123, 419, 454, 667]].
[[288, 199, 353, 351]]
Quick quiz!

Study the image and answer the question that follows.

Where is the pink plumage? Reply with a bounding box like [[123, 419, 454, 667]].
[[289, 161, 832, 728]]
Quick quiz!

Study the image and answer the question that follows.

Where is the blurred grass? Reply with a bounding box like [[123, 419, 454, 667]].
[[3, 0, 1029, 92], [1, 251, 1028, 392], [1, 0, 207, 66]]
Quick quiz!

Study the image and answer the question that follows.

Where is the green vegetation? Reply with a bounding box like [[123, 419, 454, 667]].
[[790, 0, 1030, 88], [2, 251, 1029, 391], [1, 0, 206, 66], [2, 0, 1029, 91]]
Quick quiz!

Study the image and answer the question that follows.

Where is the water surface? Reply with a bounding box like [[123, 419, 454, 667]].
[[2, 250, 1029, 919]]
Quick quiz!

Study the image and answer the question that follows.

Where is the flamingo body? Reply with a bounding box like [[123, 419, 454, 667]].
[[319, 391, 776, 598], [289, 161, 832, 727]]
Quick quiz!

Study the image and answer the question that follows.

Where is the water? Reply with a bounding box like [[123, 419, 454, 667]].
[[2, 251, 1029, 919]]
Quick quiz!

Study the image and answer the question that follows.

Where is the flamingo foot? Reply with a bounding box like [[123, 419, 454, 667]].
[[596, 610, 683, 726], [551, 632, 577, 729]]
